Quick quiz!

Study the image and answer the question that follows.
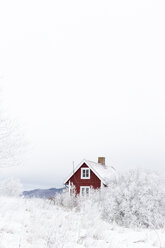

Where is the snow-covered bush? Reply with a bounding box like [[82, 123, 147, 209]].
[[52, 170, 165, 229], [0, 178, 23, 197], [102, 170, 165, 228], [55, 185, 78, 209], [55, 186, 104, 210], [57, 170, 165, 229]]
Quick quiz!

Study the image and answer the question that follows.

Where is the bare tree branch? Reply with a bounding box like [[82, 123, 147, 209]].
[[0, 97, 25, 168]]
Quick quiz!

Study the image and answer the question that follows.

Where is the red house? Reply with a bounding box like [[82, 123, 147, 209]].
[[64, 157, 116, 196]]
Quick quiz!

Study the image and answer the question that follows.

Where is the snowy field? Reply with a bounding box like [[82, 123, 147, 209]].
[[0, 196, 164, 248]]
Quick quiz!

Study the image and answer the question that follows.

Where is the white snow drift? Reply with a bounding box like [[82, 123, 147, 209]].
[[0, 170, 165, 248]]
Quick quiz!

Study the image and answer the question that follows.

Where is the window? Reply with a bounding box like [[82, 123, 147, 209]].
[[80, 186, 90, 196], [81, 168, 90, 179]]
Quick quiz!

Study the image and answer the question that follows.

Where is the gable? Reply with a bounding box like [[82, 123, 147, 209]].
[[68, 163, 89, 183], [65, 163, 100, 184], [65, 163, 101, 189], [64, 159, 108, 185]]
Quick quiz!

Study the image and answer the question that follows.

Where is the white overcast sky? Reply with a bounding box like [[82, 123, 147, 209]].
[[0, 0, 165, 189]]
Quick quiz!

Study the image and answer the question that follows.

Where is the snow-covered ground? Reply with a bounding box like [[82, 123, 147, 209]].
[[0, 196, 164, 248]]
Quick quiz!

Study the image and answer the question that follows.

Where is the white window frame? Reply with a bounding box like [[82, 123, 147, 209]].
[[80, 186, 90, 196], [81, 168, 90, 179]]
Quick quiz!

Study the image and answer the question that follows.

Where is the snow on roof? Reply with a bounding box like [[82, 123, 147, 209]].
[[64, 159, 117, 185], [85, 159, 117, 185]]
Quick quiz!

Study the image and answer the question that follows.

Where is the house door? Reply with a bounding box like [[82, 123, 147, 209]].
[[80, 186, 90, 196]]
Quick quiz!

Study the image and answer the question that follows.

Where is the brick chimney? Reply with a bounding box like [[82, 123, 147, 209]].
[[98, 157, 105, 165]]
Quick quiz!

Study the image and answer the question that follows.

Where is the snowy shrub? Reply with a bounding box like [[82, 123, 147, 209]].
[[0, 178, 23, 197], [51, 170, 165, 229], [55, 186, 103, 210], [55, 186, 78, 209], [78, 187, 105, 210], [102, 170, 165, 229]]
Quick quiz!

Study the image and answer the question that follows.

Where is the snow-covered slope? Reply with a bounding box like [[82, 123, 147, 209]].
[[0, 196, 164, 248]]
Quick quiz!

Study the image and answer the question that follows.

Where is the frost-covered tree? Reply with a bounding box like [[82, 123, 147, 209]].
[[0, 116, 23, 167], [0, 178, 23, 197], [0, 89, 24, 168], [102, 170, 165, 228]]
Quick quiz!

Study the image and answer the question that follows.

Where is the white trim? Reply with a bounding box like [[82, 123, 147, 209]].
[[64, 159, 107, 185], [101, 181, 104, 190], [81, 168, 90, 179], [80, 186, 90, 196], [68, 180, 71, 195]]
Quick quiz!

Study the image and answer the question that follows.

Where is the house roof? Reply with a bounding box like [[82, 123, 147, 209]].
[[64, 159, 117, 185]]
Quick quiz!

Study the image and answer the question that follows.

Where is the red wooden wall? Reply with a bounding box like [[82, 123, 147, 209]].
[[66, 163, 101, 194]]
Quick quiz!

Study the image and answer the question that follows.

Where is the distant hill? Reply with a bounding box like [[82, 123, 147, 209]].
[[23, 187, 64, 198]]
